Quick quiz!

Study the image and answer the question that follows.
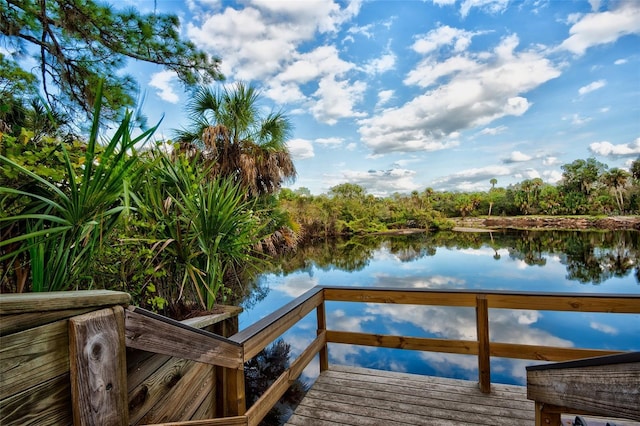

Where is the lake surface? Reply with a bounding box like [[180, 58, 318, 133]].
[[238, 230, 640, 386]]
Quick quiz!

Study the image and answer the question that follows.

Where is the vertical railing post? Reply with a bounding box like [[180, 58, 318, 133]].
[[69, 306, 129, 425], [226, 367, 246, 416], [476, 295, 491, 394], [317, 298, 329, 372], [214, 315, 246, 417]]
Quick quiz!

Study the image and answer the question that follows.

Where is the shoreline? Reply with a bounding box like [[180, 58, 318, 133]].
[[451, 215, 640, 231]]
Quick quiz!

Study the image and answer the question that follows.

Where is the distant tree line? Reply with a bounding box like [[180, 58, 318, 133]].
[[280, 157, 640, 240]]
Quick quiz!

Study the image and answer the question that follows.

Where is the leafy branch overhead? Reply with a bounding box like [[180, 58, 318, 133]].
[[1, 0, 223, 121]]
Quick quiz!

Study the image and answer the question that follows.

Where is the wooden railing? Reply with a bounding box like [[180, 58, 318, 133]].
[[202, 286, 640, 426], [5, 288, 637, 425]]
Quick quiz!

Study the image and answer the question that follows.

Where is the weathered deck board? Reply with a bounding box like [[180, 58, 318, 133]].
[[287, 365, 640, 426], [285, 365, 535, 426]]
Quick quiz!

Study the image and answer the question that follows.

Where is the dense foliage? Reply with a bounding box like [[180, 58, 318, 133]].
[[280, 158, 640, 241], [1, 0, 223, 126], [0, 83, 272, 313]]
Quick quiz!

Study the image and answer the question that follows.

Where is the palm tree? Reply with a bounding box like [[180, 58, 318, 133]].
[[602, 168, 630, 213], [175, 82, 296, 197]]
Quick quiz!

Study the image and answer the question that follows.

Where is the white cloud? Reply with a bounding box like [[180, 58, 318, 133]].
[[376, 90, 394, 108], [287, 138, 315, 160], [560, 1, 640, 55], [315, 137, 344, 146], [459, 0, 510, 18], [273, 274, 318, 298], [363, 53, 396, 75], [334, 168, 421, 196], [432, 165, 512, 191], [347, 23, 374, 38], [589, 0, 602, 12], [187, 1, 360, 82], [542, 169, 563, 183], [564, 113, 592, 126], [614, 58, 628, 65], [310, 75, 367, 124], [578, 79, 606, 95], [543, 156, 560, 166], [411, 25, 481, 55], [590, 321, 618, 335], [589, 138, 640, 157], [360, 33, 560, 155], [149, 70, 180, 104], [479, 125, 507, 135], [504, 151, 533, 163]]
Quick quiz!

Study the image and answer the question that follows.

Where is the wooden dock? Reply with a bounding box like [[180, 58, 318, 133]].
[[3, 288, 640, 425], [286, 365, 534, 426], [286, 365, 640, 426]]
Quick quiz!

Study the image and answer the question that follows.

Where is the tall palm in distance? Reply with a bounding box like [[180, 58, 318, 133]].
[[174, 82, 296, 197]]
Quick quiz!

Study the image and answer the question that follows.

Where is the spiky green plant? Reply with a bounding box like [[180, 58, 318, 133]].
[[0, 81, 157, 291], [132, 152, 263, 309]]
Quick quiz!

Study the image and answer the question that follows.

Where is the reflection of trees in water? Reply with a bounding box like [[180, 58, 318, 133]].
[[262, 230, 639, 285]]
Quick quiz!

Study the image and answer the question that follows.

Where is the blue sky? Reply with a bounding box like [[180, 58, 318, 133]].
[[128, 0, 639, 196]]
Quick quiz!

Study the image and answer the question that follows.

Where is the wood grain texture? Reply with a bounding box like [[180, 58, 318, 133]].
[[0, 374, 72, 426], [284, 365, 535, 426], [476, 295, 491, 394], [180, 306, 243, 330], [137, 361, 213, 424], [141, 417, 248, 425], [316, 303, 328, 372], [128, 357, 194, 424], [0, 290, 130, 314], [69, 306, 128, 426], [232, 287, 323, 361], [0, 307, 94, 336], [0, 319, 69, 400], [527, 360, 640, 420], [321, 287, 640, 313], [326, 330, 478, 354], [125, 308, 243, 369]]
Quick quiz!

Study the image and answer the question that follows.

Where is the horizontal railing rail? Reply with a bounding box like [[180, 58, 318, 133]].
[[135, 286, 640, 426]]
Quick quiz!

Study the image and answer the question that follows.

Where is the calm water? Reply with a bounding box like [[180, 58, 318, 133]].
[[238, 230, 640, 386]]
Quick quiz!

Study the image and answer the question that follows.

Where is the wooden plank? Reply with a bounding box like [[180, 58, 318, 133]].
[[492, 342, 621, 361], [486, 293, 640, 313], [527, 360, 640, 420], [0, 319, 69, 400], [0, 374, 72, 426], [310, 378, 534, 414], [69, 306, 128, 426], [141, 417, 247, 425], [128, 358, 194, 425], [0, 307, 95, 336], [232, 287, 324, 361], [125, 308, 243, 369], [316, 303, 328, 372], [327, 330, 478, 354], [286, 413, 352, 426], [0, 290, 130, 314], [324, 366, 530, 400], [138, 361, 214, 424], [180, 306, 242, 329], [535, 402, 560, 426], [192, 387, 214, 420], [225, 368, 246, 417], [321, 286, 640, 312], [476, 295, 491, 394], [246, 332, 326, 426], [286, 366, 535, 426], [127, 352, 173, 392], [324, 287, 478, 306]]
